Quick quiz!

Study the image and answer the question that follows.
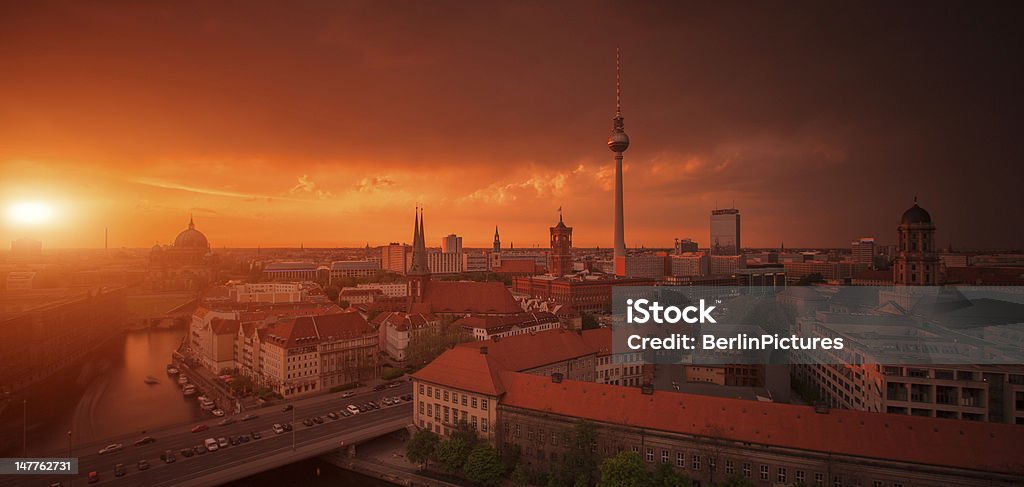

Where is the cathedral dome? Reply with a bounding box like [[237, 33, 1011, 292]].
[[901, 203, 932, 225], [174, 217, 210, 249]]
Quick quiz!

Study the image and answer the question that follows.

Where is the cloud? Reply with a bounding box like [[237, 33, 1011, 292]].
[[289, 174, 333, 199], [356, 176, 396, 192]]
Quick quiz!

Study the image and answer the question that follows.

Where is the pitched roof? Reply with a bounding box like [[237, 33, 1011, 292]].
[[412, 346, 506, 396], [458, 328, 596, 371], [370, 311, 438, 331], [263, 312, 372, 348], [455, 311, 559, 332], [210, 317, 240, 335], [421, 281, 522, 314], [498, 372, 1024, 476]]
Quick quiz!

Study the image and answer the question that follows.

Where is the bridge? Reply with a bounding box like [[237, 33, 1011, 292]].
[[2, 383, 412, 487]]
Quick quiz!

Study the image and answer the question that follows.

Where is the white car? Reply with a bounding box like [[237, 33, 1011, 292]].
[[272, 423, 284, 434], [98, 443, 124, 455], [346, 404, 360, 415], [204, 438, 218, 452], [211, 408, 225, 417]]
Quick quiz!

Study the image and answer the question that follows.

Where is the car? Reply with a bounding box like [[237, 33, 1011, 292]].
[[211, 408, 225, 417], [356, 404, 368, 413], [282, 423, 293, 432], [137, 459, 150, 471], [87, 471, 98, 484], [179, 448, 194, 458], [346, 405, 360, 414], [313, 416, 324, 424], [133, 436, 156, 446], [204, 438, 218, 452], [302, 418, 314, 427], [341, 409, 352, 417], [242, 413, 258, 421], [191, 424, 209, 433], [239, 434, 250, 443], [382, 397, 393, 406], [387, 381, 401, 388], [218, 417, 236, 426], [98, 443, 124, 455], [369, 401, 380, 409], [161, 450, 176, 464], [401, 394, 412, 401], [194, 444, 207, 455], [272, 423, 284, 434], [114, 464, 126, 477], [282, 404, 293, 412], [327, 412, 339, 420], [252, 431, 262, 440], [218, 437, 229, 448], [341, 391, 355, 398], [373, 384, 386, 391]]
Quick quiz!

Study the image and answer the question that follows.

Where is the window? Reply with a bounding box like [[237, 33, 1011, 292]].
[[462, 395, 468, 406], [434, 389, 440, 399], [777, 467, 787, 483], [834, 475, 842, 487], [427, 386, 432, 396], [725, 460, 734, 475], [515, 424, 521, 438], [661, 449, 669, 463], [760, 465, 769, 481], [796, 470, 805, 484], [743, 463, 751, 478], [426, 404, 432, 416], [444, 391, 449, 401], [632, 446, 639, 453], [472, 397, 478, 408], [872, 482, 883, 487], [692, 454, 701, 470], [646, 448, 654, 463], [419, 402, 424, 414], [481, 419, 488, 432], [481, 399, 489, 410], [815, 473, 824, 486], [419, 384, 424, 394], [676, 452, 685, 468], [471, 417, 478, 430]]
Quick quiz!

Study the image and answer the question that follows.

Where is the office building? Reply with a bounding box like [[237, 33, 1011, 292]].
[[710, 208, 741, 256]]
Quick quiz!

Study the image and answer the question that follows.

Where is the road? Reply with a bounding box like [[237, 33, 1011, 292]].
[[1, 383, 412, 487]]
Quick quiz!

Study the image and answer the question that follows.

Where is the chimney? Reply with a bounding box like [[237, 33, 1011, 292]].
[[551, 373, 563, 383], [479, 346, 488, 355], [641, 383, 654, 395]]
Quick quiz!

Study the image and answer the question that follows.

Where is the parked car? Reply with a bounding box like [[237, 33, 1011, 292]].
[[191, 424, 209, 433], [194, 445, 206, 455], [327, 412, 339, 420], [282, 404, 293, 412], [114, 464, 126, 477], [137, 459, 150, 471], [272, 423, 284, 434], [282, 423, 293, 432], [372, 384, 386, 391], [242, 413, 258, 421], [98, 443, 124, 455], [313, 416, 324, 424], [218, 417, 236, 426], [239, 434, 250, 443], [346, 404, 360, 415], [341, 391, 355, 398], [204, 438, 218, 452], [302, 418, 314, 427], [341, 409, 352, 417], [87, 471, 98, 484], [211, 408, 225, 417], [252, 431, 262, 440], [218, 437, 229, 448], [179, 448, 194, 458], [133, 436, 156, 446]]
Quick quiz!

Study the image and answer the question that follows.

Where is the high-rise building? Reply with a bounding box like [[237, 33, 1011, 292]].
[[441, 234, 463, 255], [379, 243, 411, 274], [548, 211, 573, 276], [894, 200, 942, 285], [674, 238, 698, 254], [710, 208, 741, 256], [851, 237, 876, 267], [608, 48, 630, 276]]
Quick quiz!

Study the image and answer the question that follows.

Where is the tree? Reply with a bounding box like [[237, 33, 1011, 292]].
[[510, 464, 530, 486], [325, 285, 340, 302], [338, 299, 351, 309], [650, 462, 690, 487], [406, 429, 440, 469], [436, 437, 471, 473], [558, 420, 599, 486], [581, 312, 600, 330], [597, 451, 649, 487], [450, 420, 480, 449], [716, 474, 754, 487], [463, 444, 505, 486]]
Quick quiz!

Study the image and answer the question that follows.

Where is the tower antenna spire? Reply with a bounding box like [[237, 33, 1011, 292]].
[[615, 47, 622, 117]]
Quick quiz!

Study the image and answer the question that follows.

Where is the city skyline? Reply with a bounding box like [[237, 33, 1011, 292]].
[[3, 1, 1024, 250]]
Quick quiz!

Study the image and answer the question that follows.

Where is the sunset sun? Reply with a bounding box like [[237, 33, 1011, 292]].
[[7, 200, 54, 225]]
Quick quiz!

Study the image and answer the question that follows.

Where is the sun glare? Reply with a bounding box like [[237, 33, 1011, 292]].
[[7, 201, 55, 225]]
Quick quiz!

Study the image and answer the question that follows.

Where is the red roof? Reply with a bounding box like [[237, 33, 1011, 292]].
[[210, 317, 240, 335], [499, 372, 1024, 475], [455, 311, 559, 332], [371, 311, 438, 332], [412, 346, 505, 396], [493, 259, 539, 275], [458, 328, 596, 372], [421, 281, 522, 314], [263, 312, 372, 348]]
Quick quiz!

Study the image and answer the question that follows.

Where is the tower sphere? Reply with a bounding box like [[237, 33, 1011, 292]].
[[608, 131, 630, 152]]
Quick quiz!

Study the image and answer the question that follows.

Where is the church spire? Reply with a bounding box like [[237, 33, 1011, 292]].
[[408, 207, 430, 277]]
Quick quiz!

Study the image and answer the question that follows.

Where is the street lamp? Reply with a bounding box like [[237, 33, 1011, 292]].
[[291, 404, 296, 451], [67, 430, 73, 487], [22, 399, 27, 457]]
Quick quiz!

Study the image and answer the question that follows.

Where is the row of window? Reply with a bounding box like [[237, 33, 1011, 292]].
[[419, 383, 489, 410]]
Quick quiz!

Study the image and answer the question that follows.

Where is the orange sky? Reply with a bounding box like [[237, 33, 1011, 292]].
[[2, 1, 1022, 249]]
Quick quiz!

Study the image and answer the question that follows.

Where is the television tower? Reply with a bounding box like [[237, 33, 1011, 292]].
[[607, 48, 630, 276]]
